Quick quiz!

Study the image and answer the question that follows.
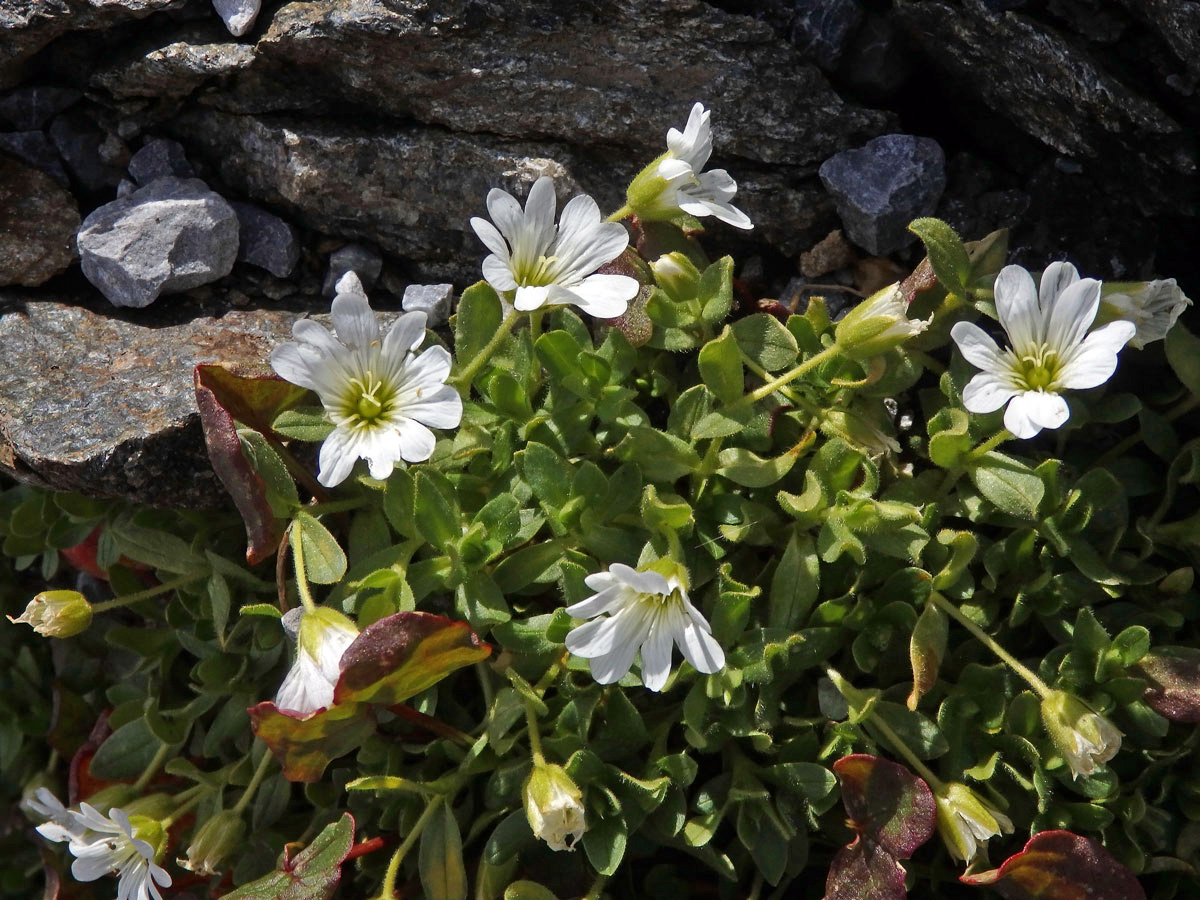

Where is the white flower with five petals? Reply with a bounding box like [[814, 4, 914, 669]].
[[471, 176, 639, 318], [274, 607, 360, 716], [951, 263, 1136, 439], [564, 563, 724, 692], [627, 102, 752, 230], [271, 272, 463, 487]]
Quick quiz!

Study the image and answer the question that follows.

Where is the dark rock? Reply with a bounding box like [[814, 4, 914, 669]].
[[0, 296, 314, 509], [0, 131, 68, 184], [91, 28, 258, 100], [788, 0, 864, 70], [128, 137, 194, 185], [819, 134, 947, 255], [0, 86, 80, 129], [893, 0, 1196, 215], [402, 284, 454, 327], [231, 201, 300, 278], [838, 12, 911, 102], [48, 112, 124, 192], [77, 176, 239, 308], [323, 244, 383, 296], [0, 156, 79, 287], [213, 0, 261, 37]]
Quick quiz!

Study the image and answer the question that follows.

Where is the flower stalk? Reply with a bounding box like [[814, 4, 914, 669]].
[[928, 593, 1052, 698]]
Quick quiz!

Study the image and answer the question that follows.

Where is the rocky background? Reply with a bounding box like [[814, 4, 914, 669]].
[[1, 0, 1197, 508]]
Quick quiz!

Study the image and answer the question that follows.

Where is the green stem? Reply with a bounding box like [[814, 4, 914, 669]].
[[451, 309, 523, 393], [290, 520, 319, 614], [232, 750, 275, 816], [691, 435, 724, 505], [582, 874, 609, 900], [263, 433, 330, 503], [741, 343, 843, 406], [161, 786, 207, 829], [529, 309, 544, 346], [966, 428, 1012, 460], [377, 797, 444, 900], [928, 593, 1052, 698], [605, 205, 634, 223], [304, 498, 367, 517], [1091, 394, 1200, 471], [523, 697, 546, 766], [132, 742, 172, 792], [91, 574, 207, 614], [936, 428, 1011, 498]]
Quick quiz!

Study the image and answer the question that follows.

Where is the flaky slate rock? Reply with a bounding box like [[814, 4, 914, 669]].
[[0, 296, 314, 509], [49, 112, 124, 192], [231, 201, 300, 277], [128, 137, 194, 185], [0, 155, 79, 286], [789, 0, 864, 70], [0, 131, 68, 184], [819, 134, 946, 255], [77, 176, 239, 308], [323, 244, 381, 296], [91, 31, 258, 99]]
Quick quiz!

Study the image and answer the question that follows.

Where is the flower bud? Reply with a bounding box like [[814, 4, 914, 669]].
[[834, 283, 930, 359], [128, 814, 168, 861], [7, 590, 92, 638], [934, 782, 1013, 863], [1097, 279, 1191, 349], [1040, 690, 1122, 779], [650, 252, 702, 303], [625, 154, 674, 221], [523, 762, 586, 852], [179, 809, 246, 875]]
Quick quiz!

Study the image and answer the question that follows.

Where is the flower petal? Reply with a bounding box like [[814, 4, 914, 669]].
[[1058, 320, 1136, 389], [962, 373, 1020, 414], [470, 216, 511, 260], [275, 650, 332, 715], [514, 284, 551, 311], [331, 277, 380, 349], [1039, 261, 1080, 309], [395, 418, 437, 462], [564, 274, 638, 318], [609, 563, 670, 595], [481, 254, 518, 292], [951, 321, 1006, 371], [676, 612, 725, 674], [1044, 277, 1101, 354], [485, 187, 526, 247], [994, 264, 1042, 354], [400, 384, 463, 430], [381, 310, 427, 362], [564, 584, 633, 619], [639, 612, 675, 692], [317, 425, 361, 488]]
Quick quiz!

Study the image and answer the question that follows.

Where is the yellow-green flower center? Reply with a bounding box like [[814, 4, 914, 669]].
[[341, 372, 393, 427], [1017, 348, 1061, 390], [516, 254, 560, 288]]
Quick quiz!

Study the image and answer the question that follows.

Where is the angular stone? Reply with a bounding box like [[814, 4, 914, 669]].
[[0, 155, 79, 286], [91, 31, 258, 100], [77, 176, 239, 308], [213, 0, 262, 37], [0, 295, 313, 509], [323, 244, 382, 296], [838, 12, 911, 102], [48, 112, 124, 192], [231, 201, 300, 278], [128, 137, 193, 185], [789, 0, 864, 70], [0, 85, 80, 129], [0, 131, 68, 184], [819, 134, 947, 255], [402, 284, 454, 328]]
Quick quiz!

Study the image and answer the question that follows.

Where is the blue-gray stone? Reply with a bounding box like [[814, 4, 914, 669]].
[[402, 283, 454, 328], [231, 200, 300, 278], [323, 243, 382, 296], [128, 137, 194, 186], [789, 0, 864, 70]]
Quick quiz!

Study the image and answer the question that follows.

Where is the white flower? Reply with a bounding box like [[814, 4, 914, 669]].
[[470, 176, 639, 318], [627, 103, 752, 230], [271, 272, 463, 487], [37, 800, 171, 900], [8, 589, 92, 637], [934, 782, 1013, 863], [564, 562, 724, 691], [834, 282, 930, 358], [523, 762, 586, 852], [1040, 690, 1123, 779], [275, 606, 360, 715], [951, 263, 1136, 439], [27, 787, 88, 842], [1098, 278, 1191, 349]]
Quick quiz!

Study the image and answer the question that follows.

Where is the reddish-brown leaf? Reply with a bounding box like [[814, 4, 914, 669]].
[[834, 754, 936, 858], [195, 364, 308, 436], [1136, 647, 1200, 722], [824, 840, 909, 900], [334, 611, 491, 706], [248, 701, 375, 784], [220, 813, 356, 900], [960, 830, 1146, 900]]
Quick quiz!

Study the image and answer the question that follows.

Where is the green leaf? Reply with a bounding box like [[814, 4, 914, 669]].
[[769, 530, 819, 629], [271, 406, 334, 442], [908, 218, 971, 297], [582, 810, 628, 876], [414, 470, 462, 551], [420, 801, 467, 900], [504, 883, 560, 900], [239, 429, 300, 517], [90, 717, 169, 780], [907, 602, 948, 710], [454, 571, 511, 630], [698, 328, 744, 404], [518, 442, 573, 509], [968, 452, 1045, 520], [615, 427, 702, 483], [1166, 321, 1200, 397], [698, 256, 735, 323], [732, 313, 799, 371], [220, 813, 355, 900], [927, 408, 972, 470], [291, 512, 347, 585], [455, 282, 503, 367], [492, 542, 564, 593], [716, 444, 802, 488]]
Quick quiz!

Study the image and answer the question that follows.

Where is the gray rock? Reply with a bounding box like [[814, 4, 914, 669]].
[[819, 134, 947, 255], [116, 179, 138, 198], [0, 131, 68, 184], [0, 297, 317, 509], [91, 32, 258, 100], [213, 0, 262, 37], [789, 0, 864, 70], [230, 201, 300, 278], [402, 284, 454, 328], [128, 138, 194, 185], [0, 155, 79, 286], [838, 12, 911, 102], [48, 113, 124, 192], [323, 244, 382, 296], [77, 176, 240, 308], [0, 86, 80, 129]]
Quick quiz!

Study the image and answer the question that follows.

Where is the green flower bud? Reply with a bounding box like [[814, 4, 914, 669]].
[[934, 782, 1013, 863], [834, 283, 930, 359], [523, 762, 585, 852], [625, 153, 675, 221], [128, 814, 168, 861], [7, 590, 92, 638], [650, 252, 702, 303], [179, 809, 246, 875], [1040, 690, 1122, 779]]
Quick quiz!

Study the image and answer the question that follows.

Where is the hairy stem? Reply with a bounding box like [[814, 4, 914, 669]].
[[928, 592, 1052, 698]]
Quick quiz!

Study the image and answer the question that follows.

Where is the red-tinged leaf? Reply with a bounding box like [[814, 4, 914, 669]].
[[333, 611, 491, 706], [833, 754, 936, 858], [1136, 647, 1200, 722], [220, 812, 355, 900], [960, 830, 1146, 900], [195, 363, 308, 436], [248, 701, 375, 784], [824, 840, 909, 900], [195, 365, 291, 565]]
